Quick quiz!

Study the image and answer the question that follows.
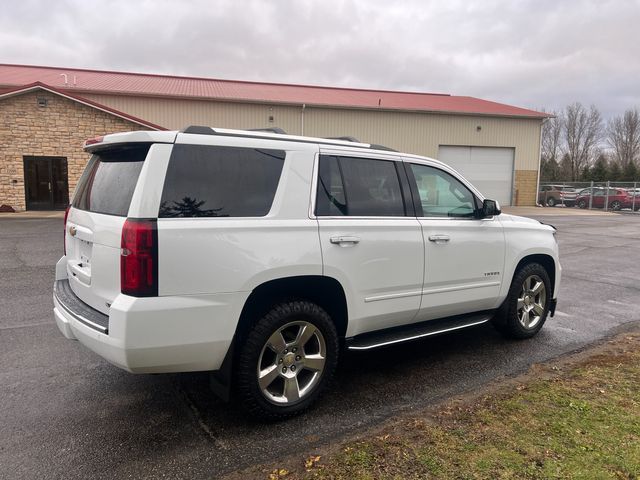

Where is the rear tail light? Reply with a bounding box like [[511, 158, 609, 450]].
[[120, 219, 158, 297], [63, 205, 70, 255]]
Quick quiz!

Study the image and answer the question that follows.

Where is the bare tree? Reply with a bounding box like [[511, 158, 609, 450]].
[[607, 108, 640, 168], [541, 111, 563, 163], [561, 103, 603, 181]]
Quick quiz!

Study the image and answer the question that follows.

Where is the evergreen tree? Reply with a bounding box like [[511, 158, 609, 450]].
[[609, 161, 622, 181], [622, 160, 639, 182], [590, 155, 609, 182], [540, 157, 559, 181]]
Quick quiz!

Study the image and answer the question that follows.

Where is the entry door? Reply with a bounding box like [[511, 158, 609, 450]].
[[315, 153, 424, 337], [406, 161, 506, 321], [23, 156, 69, 210]]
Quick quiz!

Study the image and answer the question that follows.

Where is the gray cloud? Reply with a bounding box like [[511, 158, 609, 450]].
[[1, 0, 639, 117]]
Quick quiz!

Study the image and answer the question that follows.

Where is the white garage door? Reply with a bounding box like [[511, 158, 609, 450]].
[[438, 146, 514, 206]]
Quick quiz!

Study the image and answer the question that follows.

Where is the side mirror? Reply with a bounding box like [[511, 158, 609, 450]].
[[479, 199, 501, 218]]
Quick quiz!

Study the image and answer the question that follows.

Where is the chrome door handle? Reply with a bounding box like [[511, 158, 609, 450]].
[[330, 236, 361, 245], [428, 234, 450, 243]]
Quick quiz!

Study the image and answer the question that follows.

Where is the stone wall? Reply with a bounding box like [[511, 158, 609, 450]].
[[0, 90, 146, 211]]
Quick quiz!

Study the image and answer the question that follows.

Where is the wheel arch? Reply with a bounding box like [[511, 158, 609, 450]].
[[235, 275, 349, 345], [514, 254, 556, 296], [211, 275, 348, 401]]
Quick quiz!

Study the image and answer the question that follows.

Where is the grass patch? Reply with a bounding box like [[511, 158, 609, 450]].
[[286, 333, 640, 479]]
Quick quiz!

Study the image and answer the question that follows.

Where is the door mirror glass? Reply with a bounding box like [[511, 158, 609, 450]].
[[480, 199, 501, 218]]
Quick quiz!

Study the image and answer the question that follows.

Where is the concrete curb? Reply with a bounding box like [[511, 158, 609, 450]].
[[0, 211, 65, 219]]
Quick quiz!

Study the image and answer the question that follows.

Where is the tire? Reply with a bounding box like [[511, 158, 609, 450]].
[[492, 263, 551, 339], [610, 200, 622, 211], [236, 300, 339, 421], [546, 197, 556, 207], [577, 199, 587, 209]]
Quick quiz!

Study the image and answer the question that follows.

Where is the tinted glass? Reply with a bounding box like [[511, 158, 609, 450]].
[[338, 156, 405, 216], [410, 164, 476, 217], [316, 156, 347, 216], [160, 145, 285, 218], [72, 145, 149, 216]]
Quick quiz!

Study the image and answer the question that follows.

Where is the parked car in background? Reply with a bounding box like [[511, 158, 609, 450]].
[[538, 185, 577, 207], [575, 188, 632, 210]]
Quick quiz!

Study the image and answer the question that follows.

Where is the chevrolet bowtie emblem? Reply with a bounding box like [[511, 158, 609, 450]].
[[69, 226, 77, 236]]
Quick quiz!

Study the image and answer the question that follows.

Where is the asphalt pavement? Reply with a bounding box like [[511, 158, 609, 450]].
[[1, 212, 639, 479]]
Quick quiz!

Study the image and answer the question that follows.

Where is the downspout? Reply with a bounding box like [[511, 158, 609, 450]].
[[536, 118, 548, 207], [301, 103, 306, 136]]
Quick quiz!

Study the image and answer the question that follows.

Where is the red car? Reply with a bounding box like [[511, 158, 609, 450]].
[[575, 188, 631, 210]]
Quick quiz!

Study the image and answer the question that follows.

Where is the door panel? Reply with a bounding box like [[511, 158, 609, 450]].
[[319, 219, 424, 336], [315, 152, 424, 337], [406, 161, 506, 320], [416, 218, 505, 321]]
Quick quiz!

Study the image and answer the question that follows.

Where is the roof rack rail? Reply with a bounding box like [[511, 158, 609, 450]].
[[325, 136, 396, 151], [248, 127, 287, 134], [181, 125, 215, 135], [325, 136, 361, 143], [369, 144, 397, 152], [180, 126, 397, 151]]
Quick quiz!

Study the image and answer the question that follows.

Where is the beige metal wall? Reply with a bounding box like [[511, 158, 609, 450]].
[[81, 94, 542, 171]]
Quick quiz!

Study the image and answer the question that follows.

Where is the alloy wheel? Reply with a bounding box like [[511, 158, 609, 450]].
[[516, 274, 546, 329], [257, 321, 326, 405]]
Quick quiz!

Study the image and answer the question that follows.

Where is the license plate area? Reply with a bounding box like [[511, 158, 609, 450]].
[[67, 223, 94, 285]]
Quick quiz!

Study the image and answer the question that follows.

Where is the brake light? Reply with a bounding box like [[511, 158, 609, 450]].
[[84, 136, 104, 147], [63, 205, 70, 255], [120, 219, 158, 297]]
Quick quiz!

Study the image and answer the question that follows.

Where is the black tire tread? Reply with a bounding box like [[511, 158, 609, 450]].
[[235, 300, 338, 421], [492, 262, 551, 339]]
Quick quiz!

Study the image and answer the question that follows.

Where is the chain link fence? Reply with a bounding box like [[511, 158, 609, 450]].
[[538, 181, 640, 212]]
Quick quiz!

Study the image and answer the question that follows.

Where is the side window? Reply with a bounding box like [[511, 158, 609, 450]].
[[409, 163, 477, 218], [159, 145, 285, 217], [315, 155, 406, 216], [316, 156, 347, 216]]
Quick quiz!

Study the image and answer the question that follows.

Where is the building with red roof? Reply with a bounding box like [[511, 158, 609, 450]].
[[0, 64, 548, 210]]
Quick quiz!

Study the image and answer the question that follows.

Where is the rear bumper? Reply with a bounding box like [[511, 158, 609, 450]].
[[53, 276, 249, 374]]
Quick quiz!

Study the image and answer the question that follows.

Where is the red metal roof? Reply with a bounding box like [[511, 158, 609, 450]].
[[0, 64, 549, 118]]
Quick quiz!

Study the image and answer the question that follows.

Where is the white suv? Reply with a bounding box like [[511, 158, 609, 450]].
[[54, 127, 560, 419]]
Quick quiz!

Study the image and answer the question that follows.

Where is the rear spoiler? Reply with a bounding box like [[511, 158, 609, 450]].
[[84, 131, 178, 152]]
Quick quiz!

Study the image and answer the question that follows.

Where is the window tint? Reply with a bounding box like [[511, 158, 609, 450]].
[[159, 145, 285, 218], [316, 156, 347, 216], [315, 155, 406, 217], [410, 164, 477, 218], [72, 145, 149, 217]]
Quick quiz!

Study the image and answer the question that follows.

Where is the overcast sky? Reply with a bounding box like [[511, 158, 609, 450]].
[[1, 0, 639, 118]]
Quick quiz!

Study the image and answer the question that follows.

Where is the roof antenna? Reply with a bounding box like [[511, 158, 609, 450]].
[[60, 73, 68, 86]]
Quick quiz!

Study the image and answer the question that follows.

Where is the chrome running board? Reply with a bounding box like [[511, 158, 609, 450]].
[[346, 312, 493, 351]]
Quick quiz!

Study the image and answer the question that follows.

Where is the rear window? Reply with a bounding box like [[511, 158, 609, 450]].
[[159, 145, 285, 218], [72, 145, 149, 217]]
